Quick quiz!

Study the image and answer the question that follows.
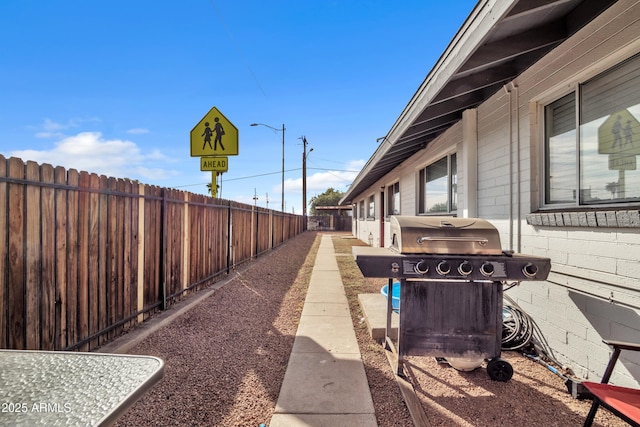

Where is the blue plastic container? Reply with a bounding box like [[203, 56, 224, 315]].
[[380, 281, 401, 312]]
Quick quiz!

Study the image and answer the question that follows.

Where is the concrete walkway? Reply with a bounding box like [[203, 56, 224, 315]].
[[269, 235, 377, 427]]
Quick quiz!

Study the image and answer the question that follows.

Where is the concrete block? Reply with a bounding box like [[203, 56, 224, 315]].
[[358, 293, 399, 342]]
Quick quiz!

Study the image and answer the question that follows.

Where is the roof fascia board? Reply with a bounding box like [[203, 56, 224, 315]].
[[389, 0, 515, 139]]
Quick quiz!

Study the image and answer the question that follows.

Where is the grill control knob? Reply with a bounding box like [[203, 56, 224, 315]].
[[414, 260, 429, 275], [480, 262, 495, 277], [436, 260, 451, 276], [522, 263, 538, 278], [458, 261, 473, 276]]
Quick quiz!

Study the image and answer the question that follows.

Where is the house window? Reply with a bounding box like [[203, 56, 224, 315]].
[[367, 195, 375, 219], [358, 200, 365, 219], [418, 154, 457, 214], [544, 54, 640, 206], [387, 182, 400, 216]]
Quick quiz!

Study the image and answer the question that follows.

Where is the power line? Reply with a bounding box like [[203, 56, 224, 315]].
[[173, 167, 359, 189], [208, 0, 267, 97]]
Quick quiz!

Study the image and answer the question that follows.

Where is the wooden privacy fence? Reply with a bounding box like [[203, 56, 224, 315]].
[[0, 155, 303, 352]]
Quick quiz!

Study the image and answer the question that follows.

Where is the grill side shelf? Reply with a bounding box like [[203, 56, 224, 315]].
[[353, 246, 551, 281]]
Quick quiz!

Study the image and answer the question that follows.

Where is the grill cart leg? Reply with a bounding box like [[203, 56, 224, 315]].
[[384, 278, 406, 377]]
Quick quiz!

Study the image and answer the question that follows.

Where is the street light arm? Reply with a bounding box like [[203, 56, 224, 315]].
[[251, 122, 286, 212], [250, 123, 284, 133]]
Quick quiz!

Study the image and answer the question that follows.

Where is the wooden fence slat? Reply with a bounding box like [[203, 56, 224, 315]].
[[115, 178, 125, 336], [165, 190, 174, 299], [122, 179, 132, 327], [172, 190, 182, 298], [0, 155, 7, 348], [25, 161, 41, 350], [188, 194, 198, 286], [66, 169, 79, 349], [88, 173, 100, 349], [40, 163, 55, 350], [77, 171, 90, 351], [107, 177, 117, 340], [130, 181, 139, 327], [143, 187, 152, 316], [8, 157, 25, 349], [54, 166, 67, 350], [98, 175, 108, 345]]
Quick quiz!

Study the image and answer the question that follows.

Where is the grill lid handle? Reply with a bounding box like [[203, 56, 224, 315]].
[[416, 236, 489, 246]]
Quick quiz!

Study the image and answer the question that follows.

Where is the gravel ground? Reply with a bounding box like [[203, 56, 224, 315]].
[[107, 232, 628, 427]]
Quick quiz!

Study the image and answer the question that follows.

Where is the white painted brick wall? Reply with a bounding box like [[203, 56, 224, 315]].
[[488, 1, 640, 388], [350, 0, 640, 388]]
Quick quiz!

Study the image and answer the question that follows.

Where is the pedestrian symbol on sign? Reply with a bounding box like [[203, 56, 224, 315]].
[[202, 118, 225, 150], [202, 122, 213, 150], [213, 117, 225, 150], [190, 106, 238, 157]]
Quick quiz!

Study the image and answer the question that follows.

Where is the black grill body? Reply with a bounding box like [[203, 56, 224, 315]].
[[353, 216, 551, 381]]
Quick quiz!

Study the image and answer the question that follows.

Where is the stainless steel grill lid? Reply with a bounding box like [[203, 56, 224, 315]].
[[355, 216, 551, 281], [390, 216, 503, 255]]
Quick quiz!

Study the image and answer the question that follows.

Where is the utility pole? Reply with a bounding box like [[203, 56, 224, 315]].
[[302, 136, 313, 229]]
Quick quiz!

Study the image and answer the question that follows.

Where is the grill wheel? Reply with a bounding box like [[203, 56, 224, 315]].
[[486, 358, 514, 382]]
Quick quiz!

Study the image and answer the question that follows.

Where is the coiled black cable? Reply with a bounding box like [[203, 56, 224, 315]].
[[502, 304, 534, 350]]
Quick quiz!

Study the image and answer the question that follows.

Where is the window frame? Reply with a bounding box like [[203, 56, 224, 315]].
[[541, 53, 640, 210], [386, 182, 400, 217], [367, 194, 375, 219], [417, 153, 458, 215]]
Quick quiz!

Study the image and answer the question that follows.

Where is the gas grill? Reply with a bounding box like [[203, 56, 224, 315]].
[[353, 216, 551, 381]]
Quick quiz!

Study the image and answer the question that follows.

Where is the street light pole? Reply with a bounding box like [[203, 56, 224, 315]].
[[301, 136, 313, 222], [250, 122, 285, 212], [280, 123, 285, 213]]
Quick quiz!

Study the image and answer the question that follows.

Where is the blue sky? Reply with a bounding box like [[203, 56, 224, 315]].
[[0, 0, 477, 213]]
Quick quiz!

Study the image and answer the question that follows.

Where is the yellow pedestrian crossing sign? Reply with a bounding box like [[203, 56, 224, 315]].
[[190, 106, 238, 156]]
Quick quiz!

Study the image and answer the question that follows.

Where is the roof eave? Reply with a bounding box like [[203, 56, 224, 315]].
[[340, 0, 517, 205]]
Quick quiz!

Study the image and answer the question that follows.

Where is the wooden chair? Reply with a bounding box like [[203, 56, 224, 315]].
[[582, 339, 640, 427]]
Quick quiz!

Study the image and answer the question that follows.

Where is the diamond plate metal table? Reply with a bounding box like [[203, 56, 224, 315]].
[[0, 350, 164, 426]]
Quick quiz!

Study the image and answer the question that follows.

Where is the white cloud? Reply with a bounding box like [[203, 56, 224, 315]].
[[10, 131, 177, 181], [34, 117, 102, 139], [43, 118, 67, 132], [282, 159, 364, 194], [127, 128, 150, 135]]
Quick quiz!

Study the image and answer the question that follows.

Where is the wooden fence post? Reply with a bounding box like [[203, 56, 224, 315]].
[[182, 192, 189, 295], [226, 201, 231, 273], [161, 189, 167, 311], [0, 156, 7, 348], [137, 185, 145, 323]]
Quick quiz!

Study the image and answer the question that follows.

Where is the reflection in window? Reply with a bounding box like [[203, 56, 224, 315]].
[[545, 94, 577, 204], [387, 182, 400, 216], [368, 195, 375, 218], [419, 154, 457, 214], [545, 54, 640, 206]]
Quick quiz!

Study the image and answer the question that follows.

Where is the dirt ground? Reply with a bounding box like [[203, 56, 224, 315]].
[[334, 235, 628, 427], [107, 232, 628, 426]]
